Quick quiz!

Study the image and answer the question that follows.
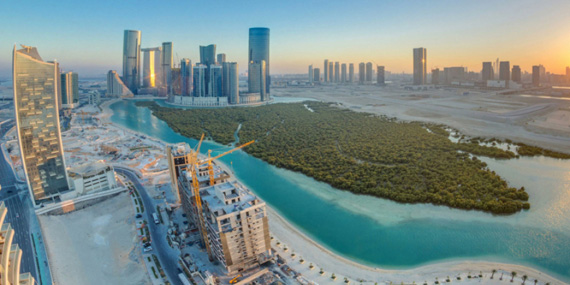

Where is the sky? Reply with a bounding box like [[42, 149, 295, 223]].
[[1, 0, 570, 78]]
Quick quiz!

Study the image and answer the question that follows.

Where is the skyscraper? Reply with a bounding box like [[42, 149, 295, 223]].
[[482, 62, 494, 82], [499, 61, 510, 87], [511, 65, 521, 83], [61, 72, 79, 108], [532, 65, 540, 87], [324, 59, 329, 83], [193, 65, 207, 97], [377, 66, 385, 85], [13, 45, 70, 203], [248, 60, 267, 101], [341, 63, 347, 83], [122, 30, 141, 93], [313, 68, 320, 82], [358, 62, 365, 83], [366, 62, 373, 82], [223, 62, 239, 104], [432, 68, 440, 85], [413, 47, 427, 85], [162, 42, 173, 93], [180, 58, 193, 96], [349, 63, 354, 83], [249, 27, 270, 96], [209, 65, 223, 98], [308, 65, 314, 83], [328, 62, 333, 82], [566, 66, 570, 80], [142, 47, 162, 88], [107, 70, 133, 97], [334, 62, 340, 83], [199, 44, 216, 96], [217, 53, 226, 64]]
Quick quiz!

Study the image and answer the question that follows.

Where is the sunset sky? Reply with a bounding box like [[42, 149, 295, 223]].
[[1, 0, 569, 77]]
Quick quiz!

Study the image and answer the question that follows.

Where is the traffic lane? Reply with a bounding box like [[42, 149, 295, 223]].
[[4, 195, 38, 280], [115, 168, 181, 285]]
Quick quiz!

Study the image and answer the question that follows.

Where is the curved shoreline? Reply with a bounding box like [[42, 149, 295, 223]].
[[103, 98, 567, 284]]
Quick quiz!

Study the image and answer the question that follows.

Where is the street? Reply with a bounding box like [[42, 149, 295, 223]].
[[115, 167, 183, 285]]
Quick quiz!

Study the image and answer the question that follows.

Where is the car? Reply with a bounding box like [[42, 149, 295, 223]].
[[136, 214, 142, 218], [143, 246, 152, 252], [143, 242, 151, 247]]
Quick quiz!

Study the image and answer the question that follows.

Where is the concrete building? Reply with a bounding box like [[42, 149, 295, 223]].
[[377, 66, 385, 85], [512, 65, 521, 83], [413, 47, 427, 85], [334, 62, 340, 83], [443, 67, 466, 85], [341, 63, 347, 83], [181, 59, 193, 96], [566, 66, 570, 80], [193, 65, 207, 97], [222, 62, 239, 104], [499, 61, 510, 87], [249, 28, 270, 95], [177, 163, 272, 274], [217, 53, 226, 64], [313, 68, 320, 82], [0, 202, 36, 285], [68, 161, 118, 195], [358, 62, 365, 83], [106, 70, 133, 97], [248, 61, 267, 101], [431, 68, 440, 85], [88, 91, 101, 105], [482, 62, 494, 82], [323, 59, 329, 83], [209, 65, 223, 98], [142, 47, 162, 89], [13, 45, 70, 204], [162, 42, 173, 94], [349, 63, 354, 83], [308, 65, 313, 83], [328, 62, 333, 82], [366, 62, 373, 82], [61, 72, 78, 108], [532, 65, 540, 87], [122, 30, 141, 94]]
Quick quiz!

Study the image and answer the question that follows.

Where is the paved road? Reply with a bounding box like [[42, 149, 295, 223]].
[[115, 167, 182, 285], [0, 121, 39, 282]]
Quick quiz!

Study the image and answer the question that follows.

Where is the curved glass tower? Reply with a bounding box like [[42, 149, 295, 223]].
[[248, 27, 270, 97], [122, 30, 141, 93]]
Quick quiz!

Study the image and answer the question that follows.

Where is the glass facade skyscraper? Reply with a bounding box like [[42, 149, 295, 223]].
[[248, 27, 270, 98], [122, 30, 141, 93], [180, 58, 193, 96], [13, 45, 70, 203], [413, 47, 427, 85], [162, 42, 173, 94], [61, 71, 78, 107]]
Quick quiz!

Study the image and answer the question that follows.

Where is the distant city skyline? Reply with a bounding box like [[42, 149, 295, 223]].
[[1, 0, 570, 77]]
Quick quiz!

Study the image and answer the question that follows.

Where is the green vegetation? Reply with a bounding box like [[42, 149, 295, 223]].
[[516, 143, 570, 159], [136, 101, 533, 214]]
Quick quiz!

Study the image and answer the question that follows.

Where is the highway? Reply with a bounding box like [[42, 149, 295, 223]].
[[0, 120, 39, 282], [115, 167, 182, 285]]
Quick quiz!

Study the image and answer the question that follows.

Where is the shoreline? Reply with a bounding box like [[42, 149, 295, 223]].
[[103, 98, 568, 284]]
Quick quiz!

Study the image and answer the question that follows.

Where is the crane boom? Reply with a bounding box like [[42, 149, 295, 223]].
[[191, 164, 213, 261], [203, 140, 255, 186]]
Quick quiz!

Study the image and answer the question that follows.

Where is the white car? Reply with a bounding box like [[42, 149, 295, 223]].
[[143, 246, 153, 252]]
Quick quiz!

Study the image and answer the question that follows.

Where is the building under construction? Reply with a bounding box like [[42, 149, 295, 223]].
[[167, 139, 272, 274]]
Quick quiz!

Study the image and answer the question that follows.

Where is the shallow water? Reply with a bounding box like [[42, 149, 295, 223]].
[[110, 100, 570, 282]]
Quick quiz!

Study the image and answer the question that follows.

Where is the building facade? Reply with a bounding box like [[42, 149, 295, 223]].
[[13, 45, 70, 203], [217, 53, 226, 64], [308, 65, 313, 83], [349, 63, 354, 83], [181, 59, 193, 96], [122, 30, 141, 93], [222, 62, 239, 104], [482, 62, 494, 82], [341, 63, 347, 83], [162, 42, 173, 94], [511, 65, 521, 83], [248, 61, 267, 101], [142, 47, 162, 88], [413, 47, 427, 85], [323, 59, 328, 83], [0, 202, 36, 285], [328, 62, 333, 82], [366, 62, 373, 82], [377, 66, 385, 85], [68, 161, 118, 195], [431, 68, 440, 85], [532, 65, 540, 87], [334, 62, 340, 83], [358, 62, 365, 83], [193, 65, 207, 97], [499, 61, 510, 87], [313, 68, 320, 82], [107, 70, 133, 97], [60, 72, 78, 108]]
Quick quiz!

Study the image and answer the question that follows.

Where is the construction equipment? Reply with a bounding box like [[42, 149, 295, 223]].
[[190, 163, 213, 261], [202, 140, 254, 186], [229, 274, 242, 284]]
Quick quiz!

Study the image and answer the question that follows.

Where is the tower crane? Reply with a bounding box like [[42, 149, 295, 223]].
[[202, 140, 254, 186]]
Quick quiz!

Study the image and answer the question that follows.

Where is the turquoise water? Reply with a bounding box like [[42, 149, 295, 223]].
[[110, 100, 570, 282]]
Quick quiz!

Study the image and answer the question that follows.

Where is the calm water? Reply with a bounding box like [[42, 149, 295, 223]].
[[110, 100, 570, 282]]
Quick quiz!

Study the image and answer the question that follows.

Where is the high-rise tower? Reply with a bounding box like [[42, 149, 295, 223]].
[[249, 28, 270, 97], [324, 59, 329, 83], [413, 47, 427, 85], [181, 59, 193, 96], [341, 63, 347, 83], [142, 47, 162, 88], [334, 62, 340, 82], [162, 42, 173, 94], [349, 63, 354, 83], [13, 45, 70, 204], [122, 30, 141, 93], [482, 62, 494, 82]]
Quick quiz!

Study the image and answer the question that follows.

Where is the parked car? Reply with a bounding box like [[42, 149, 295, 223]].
[[136, 214, 142, 218], [143, 246, 152, 252]]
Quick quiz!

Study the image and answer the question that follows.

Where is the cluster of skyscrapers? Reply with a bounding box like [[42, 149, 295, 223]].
[[108, 28, 271, 106], [309, 60, 385, 85]]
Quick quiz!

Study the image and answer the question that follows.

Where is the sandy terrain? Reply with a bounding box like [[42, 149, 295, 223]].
[[39, 193, 150, 285], [273, 85, 570, 154]]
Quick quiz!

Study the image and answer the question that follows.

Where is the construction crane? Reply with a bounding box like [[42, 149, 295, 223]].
[[202, 140, 254, 186], [190, 162, 213, 261], [229, 274, 242, 284]]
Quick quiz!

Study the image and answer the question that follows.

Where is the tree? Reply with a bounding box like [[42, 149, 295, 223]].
[[491, 269, 497, 279], [511, 272, 517, 283], [522, 275, 528, 285]]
